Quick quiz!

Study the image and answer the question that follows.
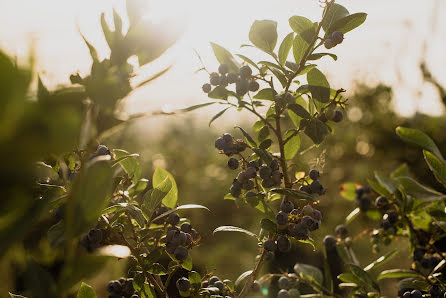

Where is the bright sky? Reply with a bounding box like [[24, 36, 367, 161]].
[[1, 0, 445, 117]]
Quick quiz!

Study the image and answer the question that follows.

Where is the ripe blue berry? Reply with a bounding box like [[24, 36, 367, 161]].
[[227, 158, 239, 170], [239, 65, 252, 79], [214, 280, 225, 291], [215, 137, 225, 150], [332, 110, 343, 122], [430, 285, 442, 297], [259, 166, 272, 179], [375, 196, 389, 209], [331, 31, 344, 44], [278, 276, 289, 290], [324, 38, 336, 49], [242, 179, 255, 190], [411, 290, 422, 298], [264, 239, 277, 252], [262, 178, 275, 188], [299, 185, 311, 193], [277, 235, 291, 252], [218, 64, 229, 74], [335, 225, 348, 238], [209, 276, 220, 285], [276, 211, 289, 226], [309, 169, 320, 180], [312, 209, 322, 221], [174, 246, 188, 261], [202, 83, 212, 93], [323, 235, 337, 250], [236, 79, 249, 96], [168, 213, 180, 226], [222, 133, 233, 143], [227, 72, 238, 84], [97, 145, 110, 155], [413, 249, 425, 261], [176, 277, 191, 292], [280, 200, 294, 213], [278, 289, 289, 298], [248, 80, 260, 92], [270, 159, 279, 171]]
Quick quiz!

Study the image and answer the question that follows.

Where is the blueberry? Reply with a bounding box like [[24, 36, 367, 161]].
[[245, 167, 257, 178], [236, 79, 249, 96], [229, 185, 242, 198], [413, 249, 425, 261], [331, 31, 344, 44], [87, 228, 103, 244], [335, 225, 348, 239], [381, 219, 392, 230], [301, 216, 314, 229], [209, 276, 220, 285], [264, 239, 277, 252], [299, 185, 311, 193], [421, 257, 431, 268], [430, 285, 442, 297], [375, 196, 389, 209], [411, 290, 422, 298], [218, 64, 229, 74], [280, 200, 294, 213], [270, 159, 279, 171], [219, 75, 228, 87], [227, 158, 239, 170], [97, 145, 110, 155], [237, 171, 249, 184], [259, 166, 272, 179], [109, 280, 122, 293], [323, 235, 337, 250], [176, 277, 191, 292], [214, 280, 225, 291], [248, 80, 260, 92], [290, 223, 308, 239], [278, 289, 289, 298], [222, 133, 233, 143], [309, 169, 320, 180], [386, 211, 399, 224], [332, 110, 343, 122], [215, 137, 225, 150], [202, 83, 212, 93], [131, 295, 139, 298], [276, 211, 289, 226], [312, 209, 322, 221], [302, 205, 313, 216], [165, 242, 177, 254], [167, 213, 180, 226], [310, 180, 323, 194], [239, 65, 252, 79], [430, 256, 441, 267], [309, 220, 319, 231], [278, 276, 289, 290], [402, 292, 411, 298], [277, 235, 291, 252], [242, 179, 255, 190], [174, 246, 188, 261], [262, 178, 275, 188], [324, 38, 336, 49], [227, 72, 238, 84], [358, 196, 371, 211], [252, 280, 261, 292], [317, 113, 328, 123], [271, 170, 283, 185], [123, 278, 134, 295], [201, 280, 209, 288]]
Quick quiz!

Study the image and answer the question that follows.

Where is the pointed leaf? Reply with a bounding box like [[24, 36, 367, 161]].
[[307, 53, 337, 61], [288, 103, 311, 119], [377, 269, 422, 281], [303, 118, 330, 145], [152, 167, 178, 209], [210, 42, 240, 73], [396, 176, 446, 201], [235, 54, 259, 70], [209, 107, 230, 126], [278, 33, 294, 65], [284, 132, 300, 160], [213, 226, 257, 238], [396, 127, 443, 159], [307, 68, 330, 104], [293, 35, 310, 65], [235, 126, 257, 147], [294, 263, 323, 285], [328, 13, 367, 35], [77, 282, 97, 298], [364, 250, 398, 272], [271, 188, 315, 201], [253, 88, 277, 101], [423, 150, 446, 187], [114, 149, 141, 184], [322, 3, 349, 33], [249, 20, 278, 54]]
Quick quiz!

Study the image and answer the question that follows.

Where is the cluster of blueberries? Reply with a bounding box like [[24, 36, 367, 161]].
[[202, 64, 259, 97], [79, 227, 105, 252], [322, 225, 350, 251], [165, 221, 199, 262], [354, 185, 373, 211], [276, 276, 301, 298], [107, 277, 138, 298], [324, 31, 344, 49], [413, 248, 442, 272], [399, 285, 445, 298], [299, 169, 326, 196], [264, 202, 322, 253], [317, 107, 344, 123], [200, 275, 233, 296], [215, 133, 247, 157]]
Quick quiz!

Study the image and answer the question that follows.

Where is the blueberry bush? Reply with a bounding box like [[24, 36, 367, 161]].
[[3, 0, 446, 297]]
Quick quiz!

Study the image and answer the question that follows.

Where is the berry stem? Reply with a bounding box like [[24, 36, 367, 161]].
[[237, 248, 268, 298]]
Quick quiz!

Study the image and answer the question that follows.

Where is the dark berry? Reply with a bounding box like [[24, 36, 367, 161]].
[[201, 280, 209, 288], [402, 292, 411, 298], [335, 225, 348, 239], [421, 257, 431, 268], [309, 220, 319, 231], [332, 110, 343, 122], [245, 166, 257, 178], [271, 170, 283, 185], [278, 276, 289, 290], [97, 145, 110, 155], [190, 228, 199, 240], [236, 79, 249, 96], [180, 222, 192, 233], [277, 235, 291, 252], [411, 290, 422, 298], [290, 223, 308, 239], [209, 276, 220, 285], [301, 216, 314, 229], [237, 171, 249, 183], [302, 205, 313, 216], [227, 158, 239, 170], [386, 211, 399, 224], [167, 213, 180, 226], [270, 159, 279, 171], [324, 38, 336, 49], [375, 196, 389, 209], [309, 169, 320, 180], [276, 211, 289, 226], [312, 209, 322, 221], [202, 83, 212, 93], [280, 200, 294, 213], [210, 75, 220, 86], [358, 196, 371, 211], [413, 249, 425, 261], [214, 280, 225, 291], [331, 31, 344, 44], [310, 180, 323, 194], [263, 239, 277, 252], [218, 75, 228, 86], [174, 246, 188, 261], [87, 228, 103, 244], [218, 64, 229, 74], [248, 80, 260, 92], [242, 179, 255, 190], [300, 185, 311, 193], [259, 166, 272, 179], [215, 137, 225, 150], [222, 133, 233, 143], [246, 192, 259, 206], [278, 289, 289, 298], [239, 65, 252, 79], [229, 185, 241, 198], [176, 277, 191, 292], [227, 72, 238, 84], [323, 235, 337, 250], [262, 178, 275, 188], [430, 285, 442, 297], [381, 219, 392, 230]]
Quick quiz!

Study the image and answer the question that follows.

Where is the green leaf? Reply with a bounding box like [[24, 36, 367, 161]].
[[424, 150, 446, 187], [307, 53, 338, 61], [395, 127, 443, 159], [251, 148, 273, 165], [409, 210, 431, 231], [294, 263, 323, 285], [48, 220, 65, 247], [347, 264, 380, 292], [146, 263, 167, 275], [338, 273, 361, 284], [258, 126, 270, 142], [289, 16, 314, 35], [210, 42, 240, 73], [345, 208, 360, 225], [377, 269, 421, 281], [288, 103, 311, 119], [67, 159, 113, 238], [374, 171, 397, 194], [307, 68, 330, 104], [209, 107, 230, 126], [284, 132, 300, 160], [253, 88, 277, 101], [278, 33, 294, 65], [113, 149, 141, 184], [151, 204, 210, 222], [364, 250, 398, 272], [269, 68, 287, 88], [396, 176, 446, 201], [391, 163, 410, 178], [208, 86, 229, 100], [328, 13, 367, 35], [180, 102, 215, 112], [298, 238, 316, 251], [303, 118, 330, 145], [189, 271, 201, 286], [101, 13, 114, 49], [258, 61, 284, 71], [76, 282, 97, 298], [271, 188, 315, 201], [397, 278, 429, 291], [367, 178, 391, 198], [249, 20, 278, 54], [235, 54, 259, 70], [80, 33, 99, 62], [340, 182, 358, 201], [322, 3, 349, 33], [152, 167, 178, 209], [213, 226, 257, 238], [9, 293, 27, 298], [235, 270, 253, 288], [125, 204, 146, 227], [260, 218, 277, 233], [259, 139, 272, 149], [143, 176, 172, 219], [293, 35, 310, 65], [236, 126, 257, 147]]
